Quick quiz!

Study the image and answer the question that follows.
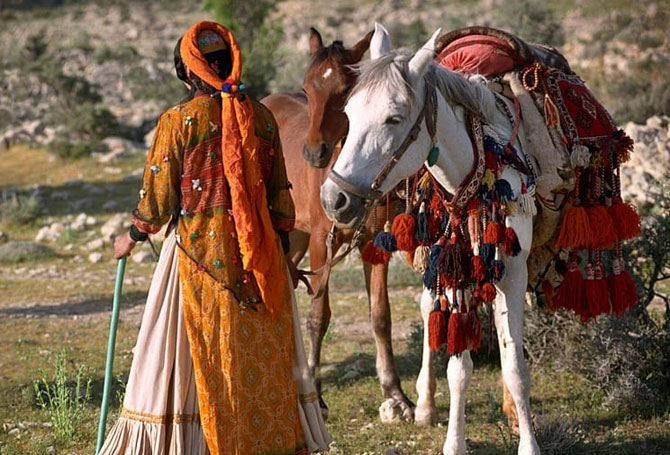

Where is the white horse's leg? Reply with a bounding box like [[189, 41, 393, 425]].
[[443, 350, 473, 455], [495, 216, 540, 455], [415, 288, 438, 425]]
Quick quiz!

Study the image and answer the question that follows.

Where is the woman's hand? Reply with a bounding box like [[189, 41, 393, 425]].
[[114, 232, 137, 259]]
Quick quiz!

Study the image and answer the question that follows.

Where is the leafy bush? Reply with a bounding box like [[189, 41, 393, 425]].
[[203, 0, 285, 99], [0, 192, 42, 225], [33, 350, 92, 442]]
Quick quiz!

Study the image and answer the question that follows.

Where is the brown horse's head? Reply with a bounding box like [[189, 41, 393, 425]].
[[302, 27, 373, 168]]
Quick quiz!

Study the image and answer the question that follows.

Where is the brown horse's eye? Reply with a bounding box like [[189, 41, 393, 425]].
[[385, 115, 402, 125]]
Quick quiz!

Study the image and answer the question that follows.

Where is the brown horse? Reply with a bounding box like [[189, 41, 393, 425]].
[[262, 28, 415, 419]]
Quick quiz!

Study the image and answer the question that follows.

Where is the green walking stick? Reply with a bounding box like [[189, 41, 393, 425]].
[[95, 256, 127, 455]]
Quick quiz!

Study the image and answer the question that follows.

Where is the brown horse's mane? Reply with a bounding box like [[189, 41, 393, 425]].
[[310, 40, 349, 64]]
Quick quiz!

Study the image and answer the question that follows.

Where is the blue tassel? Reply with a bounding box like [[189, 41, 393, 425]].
[[415, 204, 430, 243], [484, 136, 506, 156], [374, 231, 397, 253], [495, 179, 515, 205], [480, 186, 493, 203], [440, 210, 450, 233], [492, 259, 506, 281], [480, 243, 495, 266], [423, 245, 443, 289]]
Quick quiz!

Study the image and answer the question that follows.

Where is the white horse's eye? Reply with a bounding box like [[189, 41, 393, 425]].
[[385, 115, 402, 125]]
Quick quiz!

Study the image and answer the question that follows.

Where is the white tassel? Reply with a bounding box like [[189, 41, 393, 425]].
[[412, 245, 430, 273], [571, 144, 591, 168], [517, 185, 537, 217]]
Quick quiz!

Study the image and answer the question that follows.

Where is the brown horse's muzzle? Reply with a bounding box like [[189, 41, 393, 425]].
[[302, 141, 334, 169]]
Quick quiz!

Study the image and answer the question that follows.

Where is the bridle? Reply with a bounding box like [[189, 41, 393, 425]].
[[326, 80, 438, 203]]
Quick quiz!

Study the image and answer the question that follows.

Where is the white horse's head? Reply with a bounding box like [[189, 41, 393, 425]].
[[320, 23, 442, 227]]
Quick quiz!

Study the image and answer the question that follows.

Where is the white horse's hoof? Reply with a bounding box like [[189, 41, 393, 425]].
[[414, 406, 437, 426], [379, 398, 413, 423], [442, 439, 467, 455]]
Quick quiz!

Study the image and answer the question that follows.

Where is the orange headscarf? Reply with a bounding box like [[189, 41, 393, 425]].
[[180, 21, 287, 318]]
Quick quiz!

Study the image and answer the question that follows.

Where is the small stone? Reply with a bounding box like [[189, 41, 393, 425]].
[[84, 238, 105, 251], [0, 231, 9, 244], [8, 428, 19, 435], [379, 398, 413, 424], [88, 252, 103, 264]]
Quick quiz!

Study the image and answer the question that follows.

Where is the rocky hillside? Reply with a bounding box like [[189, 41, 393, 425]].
[[0, 0, 668, 203]]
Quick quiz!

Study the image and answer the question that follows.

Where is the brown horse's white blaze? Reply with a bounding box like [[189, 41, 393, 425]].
[[263, 27, 415, 422], [321, 24, 540, 455]]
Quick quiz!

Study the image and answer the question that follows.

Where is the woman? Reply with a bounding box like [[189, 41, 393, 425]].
[[102, 21, 329, 455]]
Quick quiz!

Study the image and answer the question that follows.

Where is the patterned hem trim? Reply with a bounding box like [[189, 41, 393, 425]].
[[120, 407, 200, 425]]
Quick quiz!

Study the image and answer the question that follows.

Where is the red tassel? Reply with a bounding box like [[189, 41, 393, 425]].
[[481, 282, 497, 303], [392, 213, 418, 252], [554, 262, 584, 314], [586, 206, 616, 249], [471, 255, 486, 282], [584, 264, 610, 321], [484, 221, 504, 244], [361, 240, 390, 265], [555, 206, 592, 249], [503, 227, 522, 256], [438, 237, 469, 289], [466, 309, 482, 352], [608, 201, 641, 240], [428, 308, 447, 352], [541, 279, 556, 310], [447, 312, 468, 354], [608, 270, 638, 316]]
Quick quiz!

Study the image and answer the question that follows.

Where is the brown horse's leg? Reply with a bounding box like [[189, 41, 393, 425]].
[[288, 229, 310, 266], [503, 382, 519, 433], [306, 231, 332, 417], [363, 261, 415, 410]]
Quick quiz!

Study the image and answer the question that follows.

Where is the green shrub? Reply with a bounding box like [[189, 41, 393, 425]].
[[0, 192, 42, 225], [33, 350, 92, 442]]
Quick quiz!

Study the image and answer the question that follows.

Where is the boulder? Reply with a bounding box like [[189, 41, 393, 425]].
[[84, 238, 105, 251], [0, 241, 55, 263], [0, 231, 8, 244]]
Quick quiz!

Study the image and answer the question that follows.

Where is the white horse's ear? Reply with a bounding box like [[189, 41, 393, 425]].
[[408, 28, 442, 80], [370, 22, 391, 60]]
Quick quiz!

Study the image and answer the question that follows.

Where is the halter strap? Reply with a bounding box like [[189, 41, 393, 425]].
[[327, 81, 437, 202]]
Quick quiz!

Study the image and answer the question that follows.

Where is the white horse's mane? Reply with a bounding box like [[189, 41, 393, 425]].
[[349, 51, 496, 121]]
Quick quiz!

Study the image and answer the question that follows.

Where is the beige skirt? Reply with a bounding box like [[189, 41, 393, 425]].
[[99, 233, 331, 454]]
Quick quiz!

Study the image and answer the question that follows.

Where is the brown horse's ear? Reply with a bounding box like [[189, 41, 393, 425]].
[[309, 27, 324, 56], [349, 30, 374, 63]]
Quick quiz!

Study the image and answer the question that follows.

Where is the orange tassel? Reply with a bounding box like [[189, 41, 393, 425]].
[[503, 227, 521, 256], [541, 279, 556, 310], [428, 305, 447, 352], [361, 240, 390, 265], [466, 309, 482, 352], [481, 282, 497, 303], [608, 201, 641, 240], [608, 270, 638, 317], [554, 261, 584, 313], [484, 221, 504, 244], [584, 264, 610, 321], [392, 213, 418, 252], [471, 255, 486, 282], [447, 312, 467, 354], [586, 206, 616, 249], [555, 206, 592, 249]]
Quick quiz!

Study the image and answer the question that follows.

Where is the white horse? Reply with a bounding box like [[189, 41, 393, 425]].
[[320, 24, 541, 455]]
